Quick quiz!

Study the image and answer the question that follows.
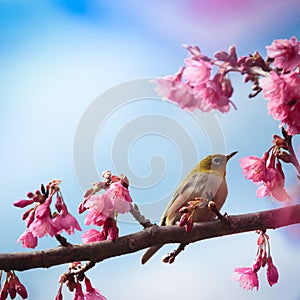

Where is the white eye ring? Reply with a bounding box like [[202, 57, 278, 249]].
[[212, 157, 221, 165]]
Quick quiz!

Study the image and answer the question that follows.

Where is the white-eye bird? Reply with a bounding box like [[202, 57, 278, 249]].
[[141, 151, 237, 264]]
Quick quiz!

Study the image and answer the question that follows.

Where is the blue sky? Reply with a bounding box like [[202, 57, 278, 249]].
[[0, 1, 300, 299]]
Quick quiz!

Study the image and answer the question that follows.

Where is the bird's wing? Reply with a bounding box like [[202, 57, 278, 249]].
[[161, 172, 209, 225]]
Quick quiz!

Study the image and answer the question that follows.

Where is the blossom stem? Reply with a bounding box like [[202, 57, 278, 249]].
[[55, 234, 72, 247]]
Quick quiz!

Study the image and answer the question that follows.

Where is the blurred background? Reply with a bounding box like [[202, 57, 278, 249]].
[[0, 0, 300, 299]]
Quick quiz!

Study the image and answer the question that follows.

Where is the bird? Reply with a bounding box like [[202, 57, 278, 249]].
[[141, 151, 238, 264]]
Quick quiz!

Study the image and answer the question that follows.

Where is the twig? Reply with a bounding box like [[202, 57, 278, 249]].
[[162, 243, 187, 264], [130, 203, 153, 228]]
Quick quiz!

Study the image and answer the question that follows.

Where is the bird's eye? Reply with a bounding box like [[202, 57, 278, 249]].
[[212, 157, 221, 165]]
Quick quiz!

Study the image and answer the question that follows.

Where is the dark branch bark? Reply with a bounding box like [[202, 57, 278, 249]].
[[0, 204, 299, 272]]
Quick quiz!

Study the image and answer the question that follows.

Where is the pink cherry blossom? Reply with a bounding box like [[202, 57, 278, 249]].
[[182, 57, 212, 86], [156, 76, 201, 111], [84, 194, 114, 219], [82, 229, 106, 243], [18, 230, 38, 249], [240, 155, 268, 182], [74, 282, 85, 300], [28, 200, 60, 238], [232, 267, 259, 290], [53, 203, 81, 235], [84, 277, 107, 300], [266, 36, 300, 71], [266, 257, 279, 286], [256, 167, 290, 201], [260, 71, 300, 136], [109, 181, 132, 214], [194, 75, 234, 113], [28, 216, 59, 238]]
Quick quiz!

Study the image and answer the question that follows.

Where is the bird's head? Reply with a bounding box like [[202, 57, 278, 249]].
[[198, 151, 238, 176]]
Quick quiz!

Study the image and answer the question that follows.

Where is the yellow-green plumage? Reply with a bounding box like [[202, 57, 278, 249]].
[[141, 152, 237, 264]]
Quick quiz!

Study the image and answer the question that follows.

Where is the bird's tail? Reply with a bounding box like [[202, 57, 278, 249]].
[[141, 244, 164, 264]]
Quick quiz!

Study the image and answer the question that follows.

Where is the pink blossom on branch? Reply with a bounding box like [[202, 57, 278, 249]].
[[82, 228, 106, 243], [233, 230, 279, 291], [155, 45, 236, 113], [260, 70, 300, 136], [84, 276, 107, 300], [239, 154, 268, 183], [79, 172, 133, 243], [155, 75, 201, 111], [109, 181, 132, 214], [232, 267, 259, 291], [18, 230, 38, 249], [14, 180, 81, 249], [240, 149, 291, 202], [74, 282, 85, 300], [266, 36, 300, 71], [53, 203, 82, 235], [182, 57, 212, 85], [266, 257, 279, 287], [256, 167, 291, 202]]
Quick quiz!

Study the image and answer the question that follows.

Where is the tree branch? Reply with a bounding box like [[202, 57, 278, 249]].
[[0, 204, 299, 272]]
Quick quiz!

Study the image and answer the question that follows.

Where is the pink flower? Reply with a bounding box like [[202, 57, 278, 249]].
[[266, 36, 300, 71], [232, 267, 259, 290], [82, 229, 106, 243], [28, 215, 59, 238], [84, 277, 107, 300], [53, 203, 81, 235], [266, 257, 279, 286], [109, 181, 132, 214], [74, 282, 85, 300], [18, 230, 38, 248], [260, 71, 300, 136], [256, 167, 290, 201], [182, 58, 212, 86], [84, 209, 108, 227], [156, 76, 201, 111], [195, 75, 234, 113], [84, 194, 114, 219], [240, 154, 268, 183]]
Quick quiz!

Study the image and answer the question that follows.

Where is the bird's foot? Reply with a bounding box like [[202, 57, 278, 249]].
[[207, 201, 229, 222]]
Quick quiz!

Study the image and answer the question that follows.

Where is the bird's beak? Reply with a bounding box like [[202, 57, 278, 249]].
[[226, 151, 238, 161]]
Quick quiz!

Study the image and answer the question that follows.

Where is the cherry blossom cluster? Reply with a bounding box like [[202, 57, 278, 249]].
[[240, 129, 300, 202], [78, 170, 133, 243], [55, 262, 106, 300], [232, 230, 279, 290], [0, 271, 27, 299], [155, 44, 236, 113], [13, 179, 81, 248], [155, 36, 300, 136]]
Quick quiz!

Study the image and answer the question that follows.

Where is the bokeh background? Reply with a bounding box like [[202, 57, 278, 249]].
[[0, 0, 300, 299]]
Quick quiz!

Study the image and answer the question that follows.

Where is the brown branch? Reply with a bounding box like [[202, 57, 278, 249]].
[[0, 204, 299, 272]]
